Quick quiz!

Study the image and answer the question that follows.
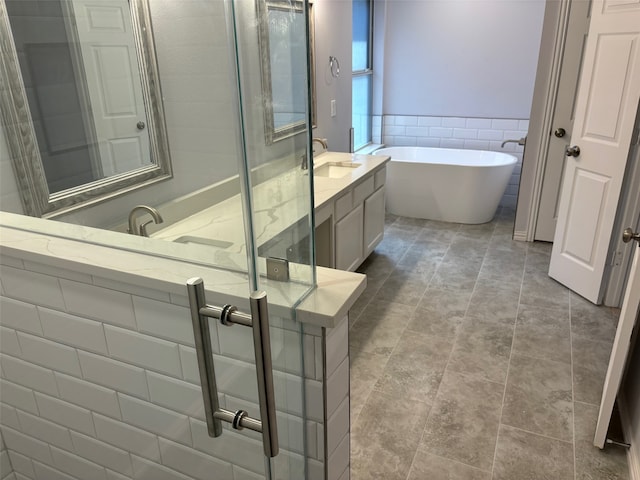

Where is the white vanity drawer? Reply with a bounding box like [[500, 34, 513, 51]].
[[353, 176, 375, 206], [335, 191, 353, 220]]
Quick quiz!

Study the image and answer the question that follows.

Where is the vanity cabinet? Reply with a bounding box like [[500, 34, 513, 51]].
[[363, 185, 385, 257], [331, 166, 386, 272], [335, 204, 364, 271]]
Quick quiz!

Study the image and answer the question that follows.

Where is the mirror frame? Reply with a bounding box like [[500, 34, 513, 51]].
[[256, 0, 316, 145], [0, 0, 172, 218]]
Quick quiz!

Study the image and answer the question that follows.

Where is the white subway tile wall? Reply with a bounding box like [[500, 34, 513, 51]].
[[377, 115, 529, 208], [0, 257, 352, 480]]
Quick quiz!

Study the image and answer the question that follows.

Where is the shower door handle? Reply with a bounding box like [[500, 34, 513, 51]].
[[186, 278, 279, 457]]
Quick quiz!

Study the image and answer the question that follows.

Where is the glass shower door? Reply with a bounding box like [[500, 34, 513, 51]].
[[0, 0, 316, 477], [184, 0, 317, 478]]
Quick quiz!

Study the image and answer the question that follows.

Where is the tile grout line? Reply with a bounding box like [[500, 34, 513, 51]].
[[499, 423, 575, 446], [489, 230, 528, 480], [570, 293, 578, 480]]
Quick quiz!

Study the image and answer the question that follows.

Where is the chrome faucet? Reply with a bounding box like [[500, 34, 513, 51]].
[[128, 205, 163, 237], [501, 137, 527, 148], [312, 137, 328, 150]]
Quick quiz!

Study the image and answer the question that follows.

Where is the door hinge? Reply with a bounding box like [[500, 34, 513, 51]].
[[609, 250, 623, 266]]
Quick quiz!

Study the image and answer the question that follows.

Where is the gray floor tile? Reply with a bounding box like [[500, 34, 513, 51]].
[[520, 269, 570, 309], [348, 282, 383, 327], [350, 213, 628, 479], [574, 402, 629, 480], [466, 283, 520, 325], [408, 288, 471, 339], [525, 250, 553, 273], [447, 239, 490, 260], [572, 335, 613, 405], [396, 240, 448, 279], [447, 317, 514, 384], [571, 294, 619, 343], [419, 370, 503, 471], [512, 304, 571, 364], [377, 270, 431, 306], [351, 391, 431, 480], [349, 299, 415, 357], [419, 224, 461, 244], [385, 212, 400, 225], [430, 262, 480, 293], [394, 216, 430, 228], [407, 451, 491, 480], [501, 354, 573, 441], [493, 425, 574, 480], [374, 329, 453, 403], [349, 350, 388, 421], [356, 251, 395, 281]]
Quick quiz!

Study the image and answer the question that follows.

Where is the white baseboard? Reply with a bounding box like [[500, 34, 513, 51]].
[[513, 230, 528, 242], [618, 396, 640, 480]]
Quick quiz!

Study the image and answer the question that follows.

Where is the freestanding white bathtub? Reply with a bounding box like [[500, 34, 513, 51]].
[[374, 147, 517, 224]]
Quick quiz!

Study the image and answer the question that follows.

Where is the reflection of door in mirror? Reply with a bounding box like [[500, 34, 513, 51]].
[[68, 0, 151, 178], [5, 0, 151, 194]]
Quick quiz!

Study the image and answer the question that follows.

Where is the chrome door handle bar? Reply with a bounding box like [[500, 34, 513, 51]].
[[186, 277, 279, 457]]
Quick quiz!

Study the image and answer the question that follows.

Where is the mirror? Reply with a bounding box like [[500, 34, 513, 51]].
[[256, 0, 316, 145], [0, 0, 172, 217]]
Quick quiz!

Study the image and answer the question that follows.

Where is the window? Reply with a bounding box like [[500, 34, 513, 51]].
[[352, 0, 373, 150]]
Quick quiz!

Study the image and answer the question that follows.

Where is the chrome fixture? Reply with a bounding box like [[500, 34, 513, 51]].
[[312, 137, 328, 150], [501, 137, 527, 148], [186, 278, 279, 457], [623, 227, 640, 246], [554, 127, 566, 138], [565, 145, 581, 157], [300, 153, 309, 170], [329, 55, 340, 78], [127, 205, 163, 237]]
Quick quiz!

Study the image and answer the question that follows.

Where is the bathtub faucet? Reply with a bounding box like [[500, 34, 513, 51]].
[[501, 137, 527, 148], [128, 205, 163, 237]]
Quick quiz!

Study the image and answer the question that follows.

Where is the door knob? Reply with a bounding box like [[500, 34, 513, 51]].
[[554, 127, 566, 138], [137, 121, 146, 130], [565, 145, 580, 157], [622, 227, 640, 245]]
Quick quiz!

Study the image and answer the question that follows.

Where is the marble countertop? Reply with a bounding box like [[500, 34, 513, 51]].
[[0, 212, 366, 328], [152, 151, 390, 255]]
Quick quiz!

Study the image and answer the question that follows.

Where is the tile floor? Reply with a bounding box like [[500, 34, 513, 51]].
[[349, 207, 629, 480]]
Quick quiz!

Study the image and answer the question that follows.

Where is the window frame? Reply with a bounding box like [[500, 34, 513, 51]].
[[352, 0, 374, 151]]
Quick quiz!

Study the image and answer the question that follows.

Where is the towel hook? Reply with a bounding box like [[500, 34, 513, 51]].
[[329, 56, 340, 78]]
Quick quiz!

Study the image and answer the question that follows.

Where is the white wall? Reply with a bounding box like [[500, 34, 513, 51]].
[[313, 0, 353, 152], [380, 0, 545, 119]]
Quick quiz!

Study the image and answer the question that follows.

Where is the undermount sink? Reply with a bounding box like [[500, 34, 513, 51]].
[[173, 235, 233, 249], [314, 162, 362, 179]]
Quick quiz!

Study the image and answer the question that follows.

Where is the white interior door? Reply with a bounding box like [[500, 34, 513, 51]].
[[548, 0, 640, 303], [595, 235, 640, 448], [535, 0, 590, 242], [71, 0, 151, 177]]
